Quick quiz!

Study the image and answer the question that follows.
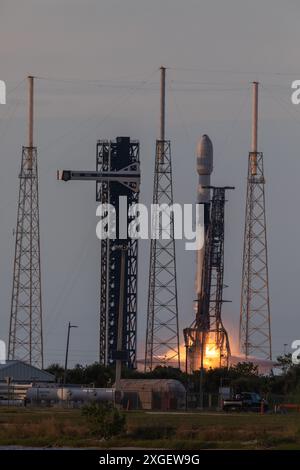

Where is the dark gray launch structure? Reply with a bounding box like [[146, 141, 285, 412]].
[[58, 137, 140, 369], [97, 137, 140, 369]]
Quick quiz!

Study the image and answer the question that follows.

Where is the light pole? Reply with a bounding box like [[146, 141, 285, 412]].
[[63, 322, 78, 385]]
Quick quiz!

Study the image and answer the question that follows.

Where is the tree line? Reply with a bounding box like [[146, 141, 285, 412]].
[[45, 354, 300, 400]]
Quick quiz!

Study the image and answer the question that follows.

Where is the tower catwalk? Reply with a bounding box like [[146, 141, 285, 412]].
[[239, 82, 272, 360], [145, 67, 180, 371], [8, 76, 43, 368]]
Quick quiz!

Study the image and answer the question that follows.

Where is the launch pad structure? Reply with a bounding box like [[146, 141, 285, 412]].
[[58, 137, 140, 369], [8, 76, 44, 369], [97, 137, 140, 369], [184, 186, 233, 373], [239, 82, 272, 360], [144, 67, 180, 371]]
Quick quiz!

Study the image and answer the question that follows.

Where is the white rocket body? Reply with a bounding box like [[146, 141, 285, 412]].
[[195, 135, 213, 297]]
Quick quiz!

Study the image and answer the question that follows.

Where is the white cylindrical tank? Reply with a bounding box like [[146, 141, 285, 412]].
[[0, 399, 24, 406], [57, 387, 115, 402], [26, 387, 59, 401], [93, 388, 115, 402]]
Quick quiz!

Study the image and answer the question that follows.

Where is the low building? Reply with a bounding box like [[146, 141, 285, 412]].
[[118, 379, 186, 411], [0, 360, 55, 384], [0, 361, 55, 402]]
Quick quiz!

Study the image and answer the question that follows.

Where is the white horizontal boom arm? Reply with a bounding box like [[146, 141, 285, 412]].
[[57, 169, 140, 183]]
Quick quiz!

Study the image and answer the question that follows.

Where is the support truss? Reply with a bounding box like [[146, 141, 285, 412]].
[[239, 152, 272, 359], [145, 140, 180, 371], [8, 146, 43, 368]]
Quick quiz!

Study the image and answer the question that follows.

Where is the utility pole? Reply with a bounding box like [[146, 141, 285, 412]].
[[239, 82, 272, 360], [63, 322, 78, 385], [145, 66, 180, 371], [8, 76, 44, 368]]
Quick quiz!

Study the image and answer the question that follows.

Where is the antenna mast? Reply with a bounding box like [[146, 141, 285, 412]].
[[239, 82, 272, 360], [8, 76, 44, 368], [145, 67, 180, 371]]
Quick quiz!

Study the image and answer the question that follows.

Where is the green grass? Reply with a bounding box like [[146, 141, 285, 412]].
[[0, 407, 300, 449]]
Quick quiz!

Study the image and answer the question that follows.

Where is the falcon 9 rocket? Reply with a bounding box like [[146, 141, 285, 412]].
[[195, 135, 213, 301], [183, 135, 231, 373]]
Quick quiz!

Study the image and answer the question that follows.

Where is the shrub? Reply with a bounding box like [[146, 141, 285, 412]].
[[81, 402, 126, 440]]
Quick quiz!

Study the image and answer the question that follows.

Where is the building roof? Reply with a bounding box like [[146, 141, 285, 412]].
[[0, 361, 55, 383]]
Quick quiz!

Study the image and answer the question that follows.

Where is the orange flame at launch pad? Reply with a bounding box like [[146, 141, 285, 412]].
[[183, 330, 230, 372]]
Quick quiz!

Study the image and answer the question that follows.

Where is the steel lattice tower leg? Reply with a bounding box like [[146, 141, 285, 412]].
[[8, 145, 43, 368], [145, 140, 180, 371], [239, 82, 272, 360]]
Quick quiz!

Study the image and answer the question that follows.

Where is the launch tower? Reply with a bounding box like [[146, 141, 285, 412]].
[[8, 76, 44, 368], [144, 67, 180, 371], [239, 82, 272, 360]]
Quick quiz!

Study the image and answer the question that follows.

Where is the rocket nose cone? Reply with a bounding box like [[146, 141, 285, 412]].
[[196, 134, 213, 175], [197, 134, 213, 158]]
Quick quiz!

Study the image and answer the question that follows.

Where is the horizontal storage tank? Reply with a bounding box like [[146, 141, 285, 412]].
[[26, 387, 59, 401], [57, 387, 115, 402], [26, 386, 115, 403], [0, 399, 24, 406]]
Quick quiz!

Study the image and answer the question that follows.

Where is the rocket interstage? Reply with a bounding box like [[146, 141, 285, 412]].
[[183, 135, 232, 373]]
